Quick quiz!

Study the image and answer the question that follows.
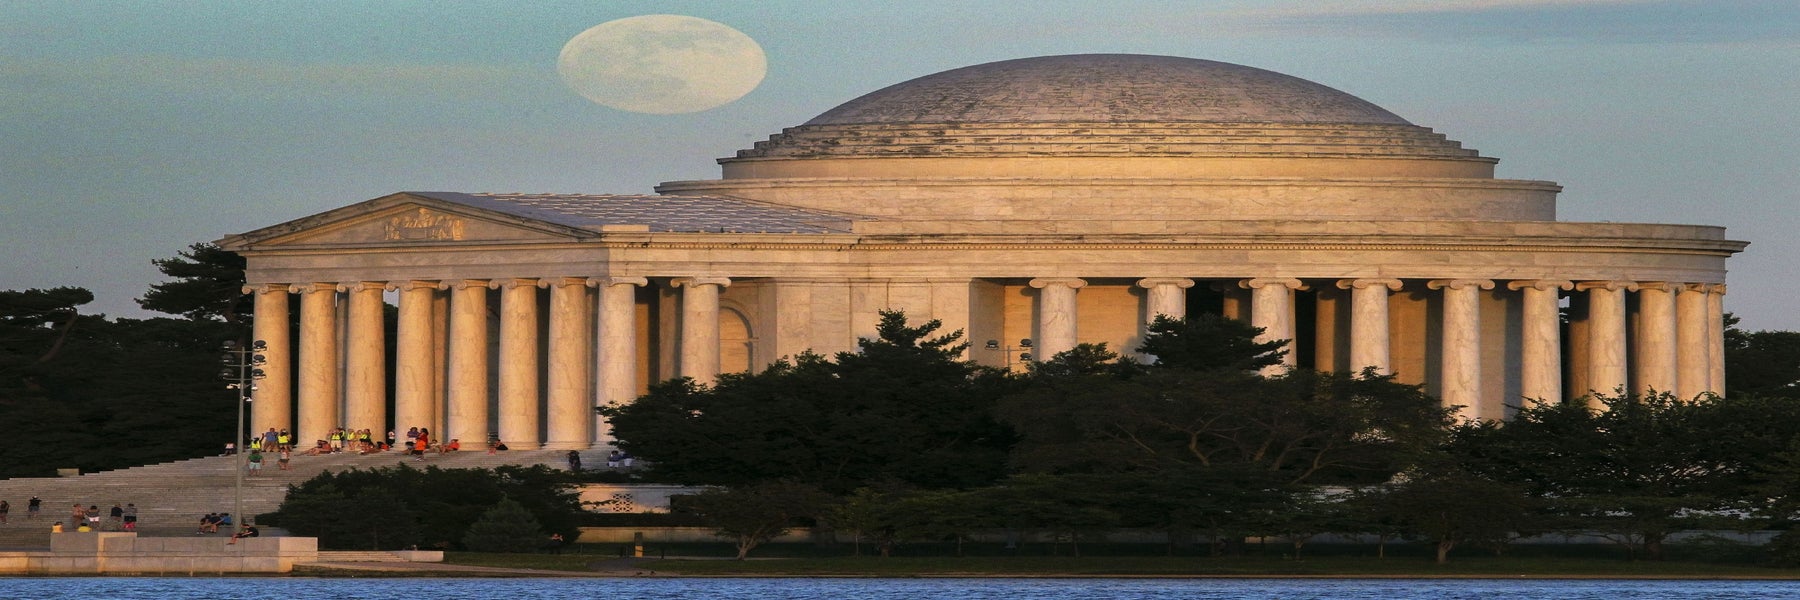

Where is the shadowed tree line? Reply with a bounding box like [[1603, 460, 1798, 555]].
[[606, 312, 1800, 564], [0, 244, 251, 477]]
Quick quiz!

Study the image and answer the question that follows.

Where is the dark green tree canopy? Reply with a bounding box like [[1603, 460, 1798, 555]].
[[1725, 314, 1800, 400], [138, 242, 251, 324], [1136, 314, 1287, 372], [602, 310, 1015, 493]]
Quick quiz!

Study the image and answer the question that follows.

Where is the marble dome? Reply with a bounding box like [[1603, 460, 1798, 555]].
[[724, 54, 1480, 168], [804, 54, 1412, 126]]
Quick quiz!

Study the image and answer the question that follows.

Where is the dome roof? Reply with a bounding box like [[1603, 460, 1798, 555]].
[[804, 54, 1411, 127]]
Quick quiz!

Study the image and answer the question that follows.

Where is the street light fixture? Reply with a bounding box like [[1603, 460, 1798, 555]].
[[221, 339, 267, 530], [983, 338, 1033, 370]]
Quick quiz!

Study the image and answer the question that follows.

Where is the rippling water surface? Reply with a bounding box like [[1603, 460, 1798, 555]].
[[7, 578, 1800, 600]]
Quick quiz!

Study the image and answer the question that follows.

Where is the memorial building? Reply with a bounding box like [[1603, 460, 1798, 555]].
[[218, 54, 1745, 450]]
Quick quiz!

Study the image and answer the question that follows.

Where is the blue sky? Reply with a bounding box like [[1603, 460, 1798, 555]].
[[3, 0, 1796, 330]]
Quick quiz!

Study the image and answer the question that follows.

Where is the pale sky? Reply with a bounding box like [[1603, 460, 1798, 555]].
[[3, 1, 1797, 330]]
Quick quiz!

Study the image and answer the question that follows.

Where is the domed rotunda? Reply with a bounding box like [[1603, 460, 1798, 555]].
[[221, 54, 1745, 450]]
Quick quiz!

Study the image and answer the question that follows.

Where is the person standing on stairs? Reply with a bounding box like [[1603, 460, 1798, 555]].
[[27, 496, 39, 520], [122, 503, 137, 531]]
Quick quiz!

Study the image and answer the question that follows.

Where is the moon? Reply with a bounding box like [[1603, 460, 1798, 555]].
[[557, 15, 767, 114]]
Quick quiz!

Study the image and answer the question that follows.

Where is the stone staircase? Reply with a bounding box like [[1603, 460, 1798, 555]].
[[0, 447, 607, 549]]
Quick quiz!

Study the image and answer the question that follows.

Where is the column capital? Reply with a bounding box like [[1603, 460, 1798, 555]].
[[1029, 277, 1088, 290], [390, 280, 441, 293], [243, 283, 291, 295], [545, 276, 593, 288], [339, 281, 388, 293], [290, 282, 338, 294], [1336, 278, 1403, 291], [446, 279, 490, 291], [1134, 277, 1195, 289], [490, 277, 540, 290], [671, 276, 731, 289], [1240, 277, 1305, 291], [1506, 279, 1574, 292], [1427, 279, 1495, 291], [1635, 281, 1684, 293], [1575, 280, 1638, 292], [1706, 283, 1728, 295], [590, 276, 649, 288]]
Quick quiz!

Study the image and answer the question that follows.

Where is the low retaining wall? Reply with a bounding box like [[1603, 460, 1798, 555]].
[[0, 532, 318, 575]]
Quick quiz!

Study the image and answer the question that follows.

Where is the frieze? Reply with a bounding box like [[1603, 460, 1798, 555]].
[[385, 208, 465, 241]]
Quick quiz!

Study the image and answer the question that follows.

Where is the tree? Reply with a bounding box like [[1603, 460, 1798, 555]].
[[271, 484, 421, 550], [979, 474, 1121, 557], [264, 465, 582, 550], [603, 310, 1015, 493], [0, 287, 95, 373], [462, 498, 547, 553], [1137, 314, 1286, 371], [999, 366, 1451, 485], [1725, 314, 1800, 399], [138, 242, 251, 325], [1375, 464, 1535, 564], [1451, 393, 1753, 561], [686, 481, 831, 559]]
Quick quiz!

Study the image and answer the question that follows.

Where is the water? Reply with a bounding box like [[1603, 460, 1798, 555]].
[[3, 578, 1800, 600]]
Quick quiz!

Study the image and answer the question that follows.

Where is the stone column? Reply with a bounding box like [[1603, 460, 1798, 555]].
[[495, 278, 540, 447], [341, 282, 387, 435], [1136, 278, 1194, 323], [594, 277, 647, 447], [1430, 279, 1495, 421], [1578, 281, 1634, 400], [1213, 282, 1248, 321], [1242, 278, 1304, 373], [393, 280, 438, 436], [1509, 280, 1572, 403], [1707, 284, 1727, 395], [1338, 278, 1403, 375], [446, 279, 490, 449], [546, 277, 596, 450], [1136, 278, 1194, 363], [249, 284, 292, 435], [1635, 282, 1680, 397], [295, 283, 340, 447], [1029, 278, 1087, 360], [672, 277, 731, 385], [1675, 284, 1709, 400]]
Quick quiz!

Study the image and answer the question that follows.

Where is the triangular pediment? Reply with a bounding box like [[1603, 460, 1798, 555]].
[[219, 193, 596, 250]]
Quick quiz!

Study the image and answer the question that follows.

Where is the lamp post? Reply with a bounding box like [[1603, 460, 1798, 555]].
[[983, 338, 1034, 370], [220, 340, 267, 530]]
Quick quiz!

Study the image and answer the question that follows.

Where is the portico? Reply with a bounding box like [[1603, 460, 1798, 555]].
[[219, 54, 1743, 448]]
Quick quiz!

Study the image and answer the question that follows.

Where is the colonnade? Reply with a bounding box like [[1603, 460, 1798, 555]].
[[246, 275, 1728, 446], [1051, 277, 1727, 421], [246, 277, 729, 450]]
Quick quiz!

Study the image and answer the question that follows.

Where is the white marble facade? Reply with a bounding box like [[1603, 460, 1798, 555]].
[[219, 55, 1744, 449]]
